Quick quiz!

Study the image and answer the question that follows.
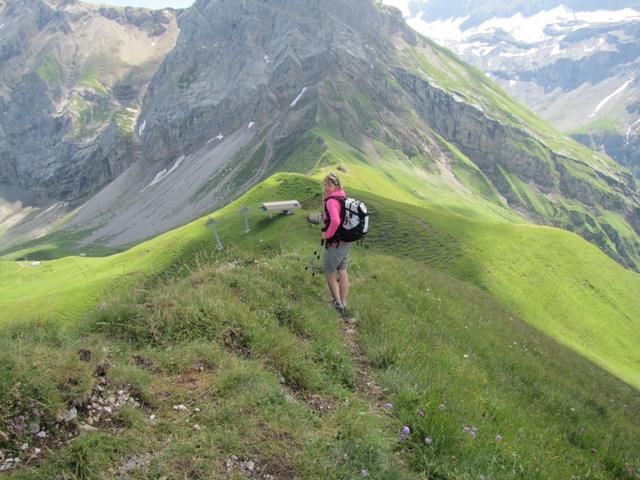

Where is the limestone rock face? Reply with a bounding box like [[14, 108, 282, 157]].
[[0, 0, 178, 203], [138, 0, 391, 163]]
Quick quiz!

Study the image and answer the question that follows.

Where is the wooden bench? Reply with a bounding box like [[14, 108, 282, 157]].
[[261, 200, 302, 217]]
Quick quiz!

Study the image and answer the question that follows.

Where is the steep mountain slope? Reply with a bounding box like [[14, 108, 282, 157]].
[[0, 0, 179, 242], [1, 0, 639, 273], [401, 0, 640, 175]]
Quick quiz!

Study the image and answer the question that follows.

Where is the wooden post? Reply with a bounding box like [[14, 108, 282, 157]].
[[206, 217, 223, 251], [241, 207, 250, 234]]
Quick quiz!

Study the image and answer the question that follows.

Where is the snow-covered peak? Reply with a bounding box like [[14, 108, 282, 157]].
[[406, 6, 640, 45]]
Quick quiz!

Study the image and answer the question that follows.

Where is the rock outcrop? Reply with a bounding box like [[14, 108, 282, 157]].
[[0, 0, 179, 203]]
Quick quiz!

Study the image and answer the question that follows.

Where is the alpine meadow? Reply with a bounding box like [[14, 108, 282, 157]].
[[0, 0, 639, 479]]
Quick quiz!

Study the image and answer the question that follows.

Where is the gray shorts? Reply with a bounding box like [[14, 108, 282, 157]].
[[323, 242, 351, 274]]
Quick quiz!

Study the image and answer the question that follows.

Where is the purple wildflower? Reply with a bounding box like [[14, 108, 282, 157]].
[[462, 426, 477, 439], [424, 436, 433, 445], [479, 475, 486, 480], [495, 435, 503, 442], [418, 410, 425, 417], [399, 426, 411, 442], [591, 448, 597, 454], [383, 403, 393, 410], [360, 468, 368, 477], [438, 403, 446, 412]]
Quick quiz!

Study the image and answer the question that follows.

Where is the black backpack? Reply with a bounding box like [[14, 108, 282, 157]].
[[324, 195, 369, 243]]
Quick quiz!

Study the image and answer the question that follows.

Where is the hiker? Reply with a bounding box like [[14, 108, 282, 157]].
[[322, 173, 350, 314]]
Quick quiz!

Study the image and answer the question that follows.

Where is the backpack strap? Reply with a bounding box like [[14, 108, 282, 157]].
[[323, 194, 346, 246]]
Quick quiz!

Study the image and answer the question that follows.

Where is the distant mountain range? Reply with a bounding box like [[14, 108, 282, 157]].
[[401, 0, 640, 175]]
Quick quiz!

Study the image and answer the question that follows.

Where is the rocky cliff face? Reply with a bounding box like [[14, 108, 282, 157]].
[[138, 0, 397, 163], [576, 131, 640, 176], [0, 0, 178, 203]]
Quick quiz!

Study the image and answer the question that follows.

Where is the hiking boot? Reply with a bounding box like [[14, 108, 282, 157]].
[[333, 300, 346, 315]]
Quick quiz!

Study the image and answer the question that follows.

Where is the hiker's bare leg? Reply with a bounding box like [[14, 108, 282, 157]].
[[326, 272, 341, 303], [338, 269, 349, 307]]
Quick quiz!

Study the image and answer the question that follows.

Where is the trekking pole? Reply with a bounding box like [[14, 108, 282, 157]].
[[305, 239, 324, 276]]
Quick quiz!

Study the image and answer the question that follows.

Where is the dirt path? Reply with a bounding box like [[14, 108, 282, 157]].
[[339, 318, 385, 405]]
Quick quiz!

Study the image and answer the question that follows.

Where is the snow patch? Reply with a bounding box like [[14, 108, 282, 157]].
[[207, 133, 224, 144], [264, 54, 270, 64], [460, 42, 498, 56], [143, 156, 187, 190], [590, 79, 634, 117], [626, 118, 640, 143], [406, 6, 640, 45], [145, 169, 167, 189], [166, 155, 186, 177], [550, 44, 565, 56], [475, 45, 497, 56], [576, 8, 640, 23], [584, 37, 605, 53], [499, 48, 538, 58], [509, 80, 517, 88], [407, 14, 468, 46], [138, 120, 147, 136], [248, 122, 255, 129], [151, 41, 156, 47], [381, 0, 411, 18], [35, 202, 61, 219], [289, 87, 308, 108]]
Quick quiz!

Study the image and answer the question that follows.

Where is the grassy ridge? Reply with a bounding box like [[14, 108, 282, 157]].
[[354, 190, 640, 388], [1, 174, 639, 477], [2, 173, 640, 390], [0, 176, 320, 324], [1, 247, 638, 478]]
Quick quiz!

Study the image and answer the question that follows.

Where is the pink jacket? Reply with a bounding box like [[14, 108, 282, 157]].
[[323, 189, 346, 242]]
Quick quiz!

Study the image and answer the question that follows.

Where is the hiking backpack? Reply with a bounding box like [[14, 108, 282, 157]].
[[324, 195, 369, 243]]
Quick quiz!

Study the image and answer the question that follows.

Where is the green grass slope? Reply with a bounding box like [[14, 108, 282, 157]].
[[364, 193, 640, 388], [1, 233, 638, 478], [2, 173, 639, 391]]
